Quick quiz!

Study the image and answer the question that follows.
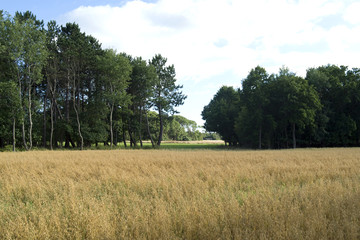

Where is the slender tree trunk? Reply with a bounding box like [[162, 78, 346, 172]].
[[28, 86, 33, 149], [22, 122, 28, 150], [73, 75, 83, 150], [139, 106, 143, 147], [49, 76, 56, 150], [13, 118, 16, 152], [50, 99, 54, 150], [48, 61, 57, 150], [157, 106, 163, 146], [122, 125, 127, 148], [146, 110, 154, 147], [43, 85, 47, 148], [129, 130, 136, 147], [65, 72, 70, 148], [66, 80, 70, 122], [17, 71, 28, 150], [28, 69, 33, 150], [109, 103, 114, 149], [20, 90, 28, 151], [292, 123, 296, 149]]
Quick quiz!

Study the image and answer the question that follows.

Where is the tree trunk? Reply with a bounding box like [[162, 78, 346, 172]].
[[65, 72, 70, 148], [65, 134, 70, 148], [157, 106, 163, 146], [50, 99, 54, 150], [17, 70, 28, 150], [22, 122, 28, 150], [122, 125, 127, 148], [70, 138, 76, 148], [28, 87, 33, 150], [139, 106, 143, 148], [146, 110, 154, 147], [73, 76, 83, 150], [48, 59, 58, 150], [129, 130, 136, 147], [43, 85, 47, 148], [13, 117, 16, 152], [28, 69, 33, 150], [109, 103, 114, 149], [292, 123, 296, 149]]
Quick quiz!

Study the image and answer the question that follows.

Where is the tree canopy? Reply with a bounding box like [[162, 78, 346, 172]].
[[2, 10, 360, 150], [0, 11, 189, 151], [203, 65, 360, 148]]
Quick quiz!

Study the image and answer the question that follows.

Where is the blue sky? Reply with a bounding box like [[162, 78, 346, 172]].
[[2, 0, 360, 126]]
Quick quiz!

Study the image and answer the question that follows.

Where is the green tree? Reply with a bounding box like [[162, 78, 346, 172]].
[[202, 86, 239, 145], [150, 54, 186, 146], [127, 56, 157, 147], [0, 11, 15, 83], [44, 20, 61, 149], [166, 115, 202, 141], [57, 23, 104, 149], [9, 11, 48, 150], [0, 82, 21, 151], [237, 66, 270, 148], [58, 23, 84, 149], [269, 67, 321, 148], [99, 49, 131, 148], [306, 65, 359, 146]]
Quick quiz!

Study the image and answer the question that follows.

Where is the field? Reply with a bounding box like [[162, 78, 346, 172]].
[[0, 148, 359, 239]]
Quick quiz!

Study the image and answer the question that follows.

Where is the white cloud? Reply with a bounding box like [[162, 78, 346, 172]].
[[344, 2, 360, 25], [60, 0, 360, 124]]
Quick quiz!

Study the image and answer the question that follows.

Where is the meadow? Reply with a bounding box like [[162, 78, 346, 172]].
[[0, 148, 359, 239]]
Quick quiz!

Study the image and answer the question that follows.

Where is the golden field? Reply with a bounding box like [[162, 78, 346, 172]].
[[0, 148, 359, 239]]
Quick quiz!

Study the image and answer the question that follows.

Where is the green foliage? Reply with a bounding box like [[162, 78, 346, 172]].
[[150, 54, 187, 145], [4, 9, 360, 150], [0, 11, 195, 151], [306, 65, 360, 146], [0, 82, 21, 141], [165, 115, 202, 141], [235, 66, 271, 148], [202, 86, 239, 145], [204, 65, 360, 148]]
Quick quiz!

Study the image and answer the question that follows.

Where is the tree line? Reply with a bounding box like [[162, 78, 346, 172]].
[[0, 10, 199, 151], [202, 65, 360, 148]]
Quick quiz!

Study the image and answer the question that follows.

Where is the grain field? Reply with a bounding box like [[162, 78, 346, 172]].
[[0, 148, 359, 239]]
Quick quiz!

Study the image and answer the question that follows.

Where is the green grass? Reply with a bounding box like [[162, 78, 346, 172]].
[[158, 142, 224, 150], [2, 140, 225, 152]]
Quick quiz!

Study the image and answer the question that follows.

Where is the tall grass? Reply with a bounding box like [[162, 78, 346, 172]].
[[0, 148, 359, 239]]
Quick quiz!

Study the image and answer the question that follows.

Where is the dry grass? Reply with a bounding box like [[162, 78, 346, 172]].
[[0, 148, 359, 239]]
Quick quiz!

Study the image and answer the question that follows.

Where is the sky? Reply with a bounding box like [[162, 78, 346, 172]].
[[3, 0, 360, 126]]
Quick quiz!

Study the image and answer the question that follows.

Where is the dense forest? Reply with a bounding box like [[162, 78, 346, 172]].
[[0, 10, 209, 151], [202, 65, 360, 148]]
